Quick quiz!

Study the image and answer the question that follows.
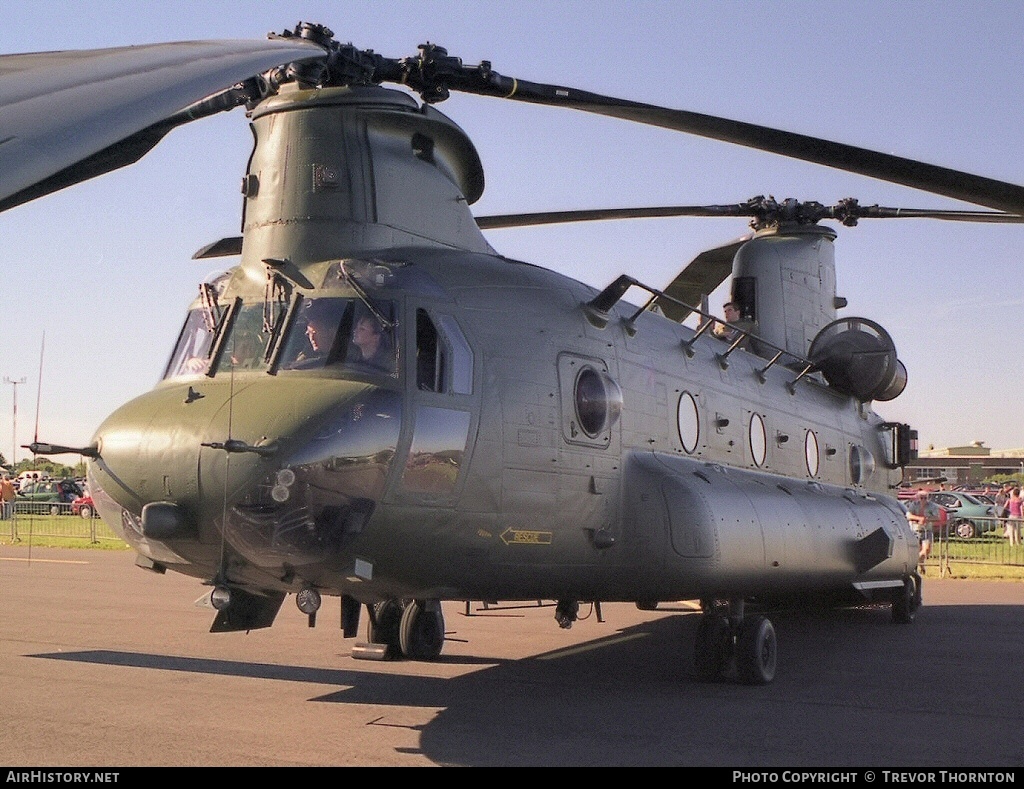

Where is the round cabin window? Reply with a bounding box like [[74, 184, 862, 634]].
[[805, 430, 819, 477], [749, 413, 767, 467], [677, 391, 699, 454]]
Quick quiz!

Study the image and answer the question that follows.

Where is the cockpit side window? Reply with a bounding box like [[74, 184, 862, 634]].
[[415, 309, 473, 394], [164, 308, 219, 379], [416, 309, 444, 392]]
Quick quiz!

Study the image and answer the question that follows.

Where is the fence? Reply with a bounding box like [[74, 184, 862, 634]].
[[927, 517, 1024, 575], [2, 504, 125, 545]]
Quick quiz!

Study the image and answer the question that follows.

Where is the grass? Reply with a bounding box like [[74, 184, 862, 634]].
[[924, 558, 1024, 581], [0, 514, 129, 550], [0, 534, 130, 550]]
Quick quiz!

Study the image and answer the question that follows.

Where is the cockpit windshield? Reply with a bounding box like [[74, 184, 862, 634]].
[[277, 297, 397, 376], [214, 303, 272, 374]]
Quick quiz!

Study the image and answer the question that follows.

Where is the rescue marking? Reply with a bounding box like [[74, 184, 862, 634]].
[[500, 528, 553, 546]]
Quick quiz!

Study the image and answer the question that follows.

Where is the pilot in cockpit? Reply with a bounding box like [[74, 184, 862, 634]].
[[347, 314, 394, 373], [280, 299, 343, 370]]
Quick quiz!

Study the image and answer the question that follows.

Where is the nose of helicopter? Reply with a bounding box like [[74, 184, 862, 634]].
[[87, 377, 402, 575]]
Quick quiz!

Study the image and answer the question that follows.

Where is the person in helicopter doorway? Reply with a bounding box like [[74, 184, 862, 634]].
[[347, 314, 394, 373], [905, 490, 940, 574], [712, 301, 742, 342]]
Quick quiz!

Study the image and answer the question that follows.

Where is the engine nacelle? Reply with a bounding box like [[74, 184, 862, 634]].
[[808, 318, 907, 402]]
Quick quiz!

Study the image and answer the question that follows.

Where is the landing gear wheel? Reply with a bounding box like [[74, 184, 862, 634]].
[[892, 577, 919, 624], [368, 599, 404, 658], [693, 614, 730, 681], [399, 599, 445, 660], [735, 614, 777, 685]]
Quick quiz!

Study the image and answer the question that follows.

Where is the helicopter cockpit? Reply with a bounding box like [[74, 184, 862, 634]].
[[163, 295, 399, 380]]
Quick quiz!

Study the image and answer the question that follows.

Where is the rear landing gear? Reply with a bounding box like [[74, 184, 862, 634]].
[[356, 598, 446, 661], [694, 599, 777, 685]]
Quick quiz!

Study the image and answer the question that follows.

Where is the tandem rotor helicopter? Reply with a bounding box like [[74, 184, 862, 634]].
[[5, 22, 1024, 685]]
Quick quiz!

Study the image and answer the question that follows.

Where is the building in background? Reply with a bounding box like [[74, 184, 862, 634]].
[[902, 442, 1024, 488]]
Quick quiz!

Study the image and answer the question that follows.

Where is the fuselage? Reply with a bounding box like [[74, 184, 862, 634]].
[[85, 82, 916, 609], [89, 245, 916, 605]]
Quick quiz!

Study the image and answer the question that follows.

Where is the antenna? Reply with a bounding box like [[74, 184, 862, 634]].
[[3, 376, 27, 469], [33, 333, 45, 446]]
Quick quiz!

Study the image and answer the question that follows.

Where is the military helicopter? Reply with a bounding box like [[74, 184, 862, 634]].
[[5, 22, 1024, 685]]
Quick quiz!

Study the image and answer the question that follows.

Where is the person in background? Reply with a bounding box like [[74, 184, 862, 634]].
[[994, 483, 1011, 522], [1005, 487, 1023, 546], [905, 490, 940, 574], [0, 474, 16, 520]]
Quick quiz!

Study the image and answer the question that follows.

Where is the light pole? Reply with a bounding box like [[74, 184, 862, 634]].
[[3, 376, 26, 471]]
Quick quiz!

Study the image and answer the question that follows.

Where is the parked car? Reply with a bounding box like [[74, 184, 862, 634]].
[[15, 478, 84, 516], [928, 491, 997, 539], [71, 494, 94, 519]]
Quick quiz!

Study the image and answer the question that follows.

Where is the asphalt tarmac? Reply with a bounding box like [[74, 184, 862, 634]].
[[2, 545, 1023, 768]]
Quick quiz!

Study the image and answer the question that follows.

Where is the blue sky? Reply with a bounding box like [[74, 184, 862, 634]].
[[2, 0, 1023, 465]]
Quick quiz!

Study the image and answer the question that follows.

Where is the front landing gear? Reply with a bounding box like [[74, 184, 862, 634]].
[[694, 599, 777, 685], [399, 599, 445, 660], [891, 573, 922, 624], [353, 598, 446, 661]]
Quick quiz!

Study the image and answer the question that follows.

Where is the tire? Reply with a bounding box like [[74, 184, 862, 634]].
[[892, 577, 919, 624], [735, 615, 777, 685], [49, 504, 61, 516], [368, 599, 404, 659], [79, 506, 93, 520], [954, 519, 976, 539], [399, 599, 445, 661], [693, 614, 730, 681]]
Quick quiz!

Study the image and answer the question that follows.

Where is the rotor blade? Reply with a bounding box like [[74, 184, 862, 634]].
[[476, 204, 1024, 230], [848, 207, 1024, 223], [654, 235, 753, 323], [472, 77, 1024, 215], [476, 204, 750, 229], [0, 38, 326, 211]]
